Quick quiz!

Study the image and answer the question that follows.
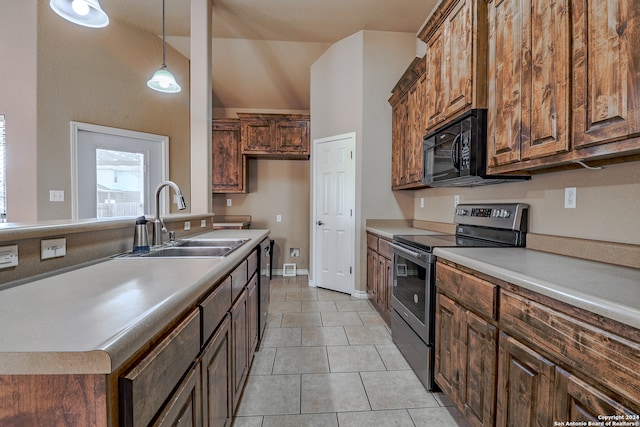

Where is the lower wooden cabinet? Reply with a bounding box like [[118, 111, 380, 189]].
[[153, 364, 202, 427], [231, 288, 249, 413], [435, 292, 497, 427], [366, 232, 393, 324], [247, 274, 259, 363], [435, 259, 640, 426], [495, 332, 554, 427], [201, 315, 232, 427]]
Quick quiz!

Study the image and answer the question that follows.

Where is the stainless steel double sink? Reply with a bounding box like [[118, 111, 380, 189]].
[[122, 238, 250, 258]]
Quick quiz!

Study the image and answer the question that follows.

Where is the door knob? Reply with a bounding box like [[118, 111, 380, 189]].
[[317, 221, 325, 226]]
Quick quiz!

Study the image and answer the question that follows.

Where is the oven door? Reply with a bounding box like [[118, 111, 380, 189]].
[[390, 243, 435, 344]]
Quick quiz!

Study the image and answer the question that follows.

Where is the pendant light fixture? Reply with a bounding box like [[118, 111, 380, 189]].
[[147, 0, 182, 94], [50, 0, 109, 28]]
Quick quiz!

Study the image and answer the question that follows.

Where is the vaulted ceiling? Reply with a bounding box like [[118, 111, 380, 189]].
[[105, 0, 438, 110]]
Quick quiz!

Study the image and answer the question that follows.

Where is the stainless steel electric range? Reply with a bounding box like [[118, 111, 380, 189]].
[[390, 203, 529, 390]]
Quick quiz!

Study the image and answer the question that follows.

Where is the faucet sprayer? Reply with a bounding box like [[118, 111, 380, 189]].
[[152, 181, 187, 246]]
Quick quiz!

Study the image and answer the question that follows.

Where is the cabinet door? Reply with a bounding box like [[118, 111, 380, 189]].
[[406, 75, 425, 185], [458, 309, 497, 427], [276, 120, 309, 155], [572, 0, 640, 150], [241, 120, 275, 153], [425, 27, 445, 129], [247, 274, 259, 362], [366, 248, 378, 300], [152, 365, 202, 427], [391, 103, 404, 188], [487, 0, 525, 168], [555, 367, 638, 423], [231, 289, 248, 412], [384, 257, 393, 319], [435, 292, 460, 402], [376, 253, 387, 313], [521, 0, 570, 161], [495, 332, 555, 427], [201, 315, 232, 427], [443, 0, 473, 118], [212, 120, 246, 194]]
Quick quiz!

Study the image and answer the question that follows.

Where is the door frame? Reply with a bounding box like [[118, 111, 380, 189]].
[[309, 132, 356, 294], [70, 121, 169, 219]]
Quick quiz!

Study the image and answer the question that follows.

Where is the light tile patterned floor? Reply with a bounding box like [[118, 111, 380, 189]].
[[232, 276, 469, 427]]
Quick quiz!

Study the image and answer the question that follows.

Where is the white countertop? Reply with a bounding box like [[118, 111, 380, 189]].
[[0, 229, 269, 375], [366, 226, 445, 240], [434, 247, 640, 330]]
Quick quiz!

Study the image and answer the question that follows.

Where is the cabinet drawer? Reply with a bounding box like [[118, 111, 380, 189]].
[[367, 233, 379, 251], [378, 238, 393, 260], [436, 262, 497, 320], [247, 249, 258, 279], [500, 290, 640, 408], [200, 277, 232, 345], [120, 309, 201, 427], [231, 260, 248, 302]]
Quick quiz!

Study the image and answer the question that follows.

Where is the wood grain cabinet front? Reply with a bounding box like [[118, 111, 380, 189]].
[[238, 113, 310, 159], [231, 288, 249, 413], [435, 260, 640, 426], [201, 315, 233, 427], [365, 232, 394, 324], [212, 119, 246, 194], [487, 0, 640, 174], [120, 309, 201, 427]]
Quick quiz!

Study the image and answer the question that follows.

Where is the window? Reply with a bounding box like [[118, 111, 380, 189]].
[[71, 122, 168, 219], [0, 115, 6, 221]]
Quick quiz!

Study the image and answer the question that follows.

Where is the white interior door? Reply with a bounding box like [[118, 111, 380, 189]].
[[313, 133, 356, 294]]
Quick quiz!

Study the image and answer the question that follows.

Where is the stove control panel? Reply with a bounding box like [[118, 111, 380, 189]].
[[454, 203, 528, 231]]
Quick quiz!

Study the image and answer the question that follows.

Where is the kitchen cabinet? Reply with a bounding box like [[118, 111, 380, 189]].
[[495, 332, 554, 427], [435, 259, 640, 426], [212, 119, 246, 194], [238, 113, 310, 159], [486, 0, 571, 171], [418, 0, 488, 131], [435, 263, 497, 427], [247, 273, 259, 363], [120, 309, 201, 427], [487, 0, 640, 174], [366, 232, 393, 324], [153, 364, 202, 427], [389, 57, 427, 190], [201, 315, 232, 427], [231, 288, 249, 413]]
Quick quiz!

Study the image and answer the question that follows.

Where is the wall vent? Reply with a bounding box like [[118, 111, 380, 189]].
[[282, 263, 297, 277]]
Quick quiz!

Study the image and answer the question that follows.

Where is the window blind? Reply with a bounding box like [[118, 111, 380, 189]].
[[0, 115, 6, 219]]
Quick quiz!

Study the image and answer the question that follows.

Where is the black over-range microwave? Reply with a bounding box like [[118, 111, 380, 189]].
[[422, 109, 530, 187]]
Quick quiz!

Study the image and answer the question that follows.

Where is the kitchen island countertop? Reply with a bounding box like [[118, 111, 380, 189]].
[[434, 247, 640, 330], [0, 229, 269, 375]]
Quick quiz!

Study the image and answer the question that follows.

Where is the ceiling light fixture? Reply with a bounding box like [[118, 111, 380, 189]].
[[49, 0, 109, 28], [147, 0, 181, 94]]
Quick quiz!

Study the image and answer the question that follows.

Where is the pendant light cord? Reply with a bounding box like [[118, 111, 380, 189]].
[[162, 0, 167, 68]]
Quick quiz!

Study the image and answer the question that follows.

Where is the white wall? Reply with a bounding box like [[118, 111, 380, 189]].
[[310, 30, 417, 291]]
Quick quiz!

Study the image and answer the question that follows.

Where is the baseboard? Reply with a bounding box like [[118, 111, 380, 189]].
[[271, 268, 309, 277], [351, 290, 369, 299]]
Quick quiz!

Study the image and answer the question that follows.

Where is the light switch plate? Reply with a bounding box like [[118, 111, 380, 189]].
[[0, 245, 18, 269], [201, 219, 207, 228], [184, 221, 191, 231], [41, 238, 66, 260]]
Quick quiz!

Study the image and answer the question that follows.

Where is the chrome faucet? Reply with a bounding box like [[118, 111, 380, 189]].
[[152, 181, 187, 246]]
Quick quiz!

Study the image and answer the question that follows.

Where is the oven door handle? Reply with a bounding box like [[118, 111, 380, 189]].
[[389, 242, 423, 259]]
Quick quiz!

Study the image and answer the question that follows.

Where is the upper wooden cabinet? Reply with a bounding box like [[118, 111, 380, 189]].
[[213, 119, 246, 194], [389, 57, 427, 190], [238, 113, 310, 159], [487, 0, 640, 174], [418, 0, 488, 131]]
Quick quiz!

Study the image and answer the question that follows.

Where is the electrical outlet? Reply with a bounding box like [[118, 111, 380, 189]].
[[276, 214, 282, 223], [290, 248, 300, 257], [41, 238, 66, 260], [201, 219, 207, 228], [49, 190, 64, 202], [420, 197, 424, 208], [184, 221, 191, 230], [226, 199, 232, 207], [454, 195, 460, 207], [0, 245, 18, 269], [564, 187, 577, 209]]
